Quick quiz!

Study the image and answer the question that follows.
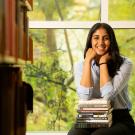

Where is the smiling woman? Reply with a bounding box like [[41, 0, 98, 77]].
[[26, 0, 135, 133], [67, 23, 135, 135], [91, 27, 110, 56]]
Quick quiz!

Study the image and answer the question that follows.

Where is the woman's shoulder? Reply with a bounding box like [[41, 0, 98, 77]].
[[122, 56, 133, 65], [120, 56, 133, 71]]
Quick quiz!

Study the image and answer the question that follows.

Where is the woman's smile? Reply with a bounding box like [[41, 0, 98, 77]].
[[92, 27, 110, 55]]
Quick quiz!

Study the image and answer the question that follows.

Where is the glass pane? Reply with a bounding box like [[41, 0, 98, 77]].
[[28, 0, 100, 21], [24, 29, 89, 131], [114, 29, 135, 120], [24, 28, 135, 131], [114, 29, 135, 60], [109, 0, 135, 20]]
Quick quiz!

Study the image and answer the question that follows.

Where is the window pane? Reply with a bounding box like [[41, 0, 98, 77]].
[[114, 29, 135, 121], [114, 29, 135, 60], [28, 0, 100, 21], [24, 29, 89, 131], [109, 0, 135, 20], [24, 29, 135, 131]]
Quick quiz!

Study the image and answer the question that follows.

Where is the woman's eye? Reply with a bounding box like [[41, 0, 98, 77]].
[[104, 37, 109, 40], [94, 37, 98, 40]]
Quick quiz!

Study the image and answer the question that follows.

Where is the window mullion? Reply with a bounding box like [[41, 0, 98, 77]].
[[100, 0, 108, 23]]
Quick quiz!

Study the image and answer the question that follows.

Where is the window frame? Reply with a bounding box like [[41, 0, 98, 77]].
[[27, 0, 135, 133], [29, 0, 135, 29]]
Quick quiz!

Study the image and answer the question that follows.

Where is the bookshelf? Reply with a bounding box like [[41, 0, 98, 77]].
[[0, 0, 33, 135], [0, 0, 33, 64]]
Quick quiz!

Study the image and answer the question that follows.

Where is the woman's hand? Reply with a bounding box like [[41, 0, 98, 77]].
[[81, 48, 95, 87], [99, 52, 111, 64], [85, 48, 97, 61]]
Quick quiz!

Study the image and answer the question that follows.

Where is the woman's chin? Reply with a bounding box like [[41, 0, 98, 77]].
[[96, 51, 105, 56]]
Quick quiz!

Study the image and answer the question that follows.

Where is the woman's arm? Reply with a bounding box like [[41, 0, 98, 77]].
[[74, 48, 96, 100], [80, 48, 96, 87], [74, 61, 93, 100], [100, 58, 133, 100], [80, 58, 93, 87], [100, 63, 110, 87], [99, 53, 111, 87]]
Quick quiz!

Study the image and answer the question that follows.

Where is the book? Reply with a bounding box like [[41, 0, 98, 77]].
[[78, 107, 111, 111], [4, 0, 16, 57], [0, 0, 4, 55], [77, 119, 112, 123], [78, 113, 112, 119], [77, 114, 112, 121], [77, 107, 113, 114], [75, 121, 112, 128], [78, 98, 111, 108], [76, 98, 113, 128], [28, 36, 33, 62]]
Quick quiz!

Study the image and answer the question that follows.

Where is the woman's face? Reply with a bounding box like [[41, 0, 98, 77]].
[[91, 27, 110, 56]]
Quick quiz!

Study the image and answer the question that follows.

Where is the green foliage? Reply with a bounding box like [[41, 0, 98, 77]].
[[28, 0, 100, 21], [23, 29, 77, 130], [109, 0, 135, 20], [114, 29, 135, 120], [25, 0, 135, 132]]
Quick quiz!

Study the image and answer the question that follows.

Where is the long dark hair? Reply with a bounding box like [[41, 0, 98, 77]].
[[84, 23, 124, 77]]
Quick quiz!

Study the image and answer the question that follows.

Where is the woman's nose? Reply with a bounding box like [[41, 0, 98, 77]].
[[98, 38, 104, 45]]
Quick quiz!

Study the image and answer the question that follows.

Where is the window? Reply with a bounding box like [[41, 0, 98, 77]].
[[109, 0, 135, 21], [25, 0, 135, 132]]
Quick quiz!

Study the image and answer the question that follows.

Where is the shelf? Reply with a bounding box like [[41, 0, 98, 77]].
[[0, 55, 26, 64], [0, 0, 33, 64]]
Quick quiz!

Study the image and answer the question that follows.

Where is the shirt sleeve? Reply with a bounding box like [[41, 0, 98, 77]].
[[74, 61, 94, 100], [100, 58, 133, 100]]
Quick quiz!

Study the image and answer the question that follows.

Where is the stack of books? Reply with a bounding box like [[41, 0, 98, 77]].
[[75, 98, 113, 128]]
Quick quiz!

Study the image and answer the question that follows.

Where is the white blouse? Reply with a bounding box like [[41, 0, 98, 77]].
[[74, 57, 133, 110]]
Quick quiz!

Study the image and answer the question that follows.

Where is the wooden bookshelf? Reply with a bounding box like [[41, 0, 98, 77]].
[[0, 0, 33, 64], [0, 0, 33, 135]]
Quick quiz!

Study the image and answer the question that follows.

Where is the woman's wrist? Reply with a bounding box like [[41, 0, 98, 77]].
[[85, 57, 93, 63], [99, 62, 107, 65]]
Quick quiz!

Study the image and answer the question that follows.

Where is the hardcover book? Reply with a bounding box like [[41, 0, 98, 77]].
[[76, 98, 113, 128]]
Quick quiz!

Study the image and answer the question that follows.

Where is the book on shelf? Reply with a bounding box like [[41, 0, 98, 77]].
[[23, 32, 27, 60], [0, 0, 4, 55], [23, 11, 29, 60], [16, 0, 33, 62], [28, 36, 33, 62], [16, 0, 25, 59], [4, 0, 16, 57], [0, 0, 33, 63]]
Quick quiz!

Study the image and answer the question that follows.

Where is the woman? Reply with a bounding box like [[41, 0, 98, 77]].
[[68, 23, 135, 135]]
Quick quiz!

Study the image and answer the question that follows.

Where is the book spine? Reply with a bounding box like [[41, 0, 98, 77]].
[[0, 0, 4, 55], [78, 107, 110, 111], [77, 114, 112, 120], [78, 104, 110, 108], [75, 122, 112, 128], [28, 36, 33, 63], [79, 99, 110, 105]]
